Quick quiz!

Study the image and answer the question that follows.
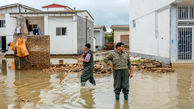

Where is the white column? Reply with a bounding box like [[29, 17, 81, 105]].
[[170, 7, 178, 62], [44, 15, 48, 35]]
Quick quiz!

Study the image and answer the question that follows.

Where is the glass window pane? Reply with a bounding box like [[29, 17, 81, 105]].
[[62, 28, 66, 35], [56, 28, 62, 35]]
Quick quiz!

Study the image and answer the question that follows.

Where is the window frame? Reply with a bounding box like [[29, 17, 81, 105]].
[[56, 27, 67, 36], [0, 20, 6, 28]]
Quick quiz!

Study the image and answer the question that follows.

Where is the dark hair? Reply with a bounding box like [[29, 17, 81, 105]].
[[116, 42, 124, 48], [85, 43, 91, 49]]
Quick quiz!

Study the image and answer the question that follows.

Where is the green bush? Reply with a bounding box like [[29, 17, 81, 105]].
[[105, 31, 114, 42]]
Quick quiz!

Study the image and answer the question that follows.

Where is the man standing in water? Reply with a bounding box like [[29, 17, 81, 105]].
[[104, 42, 133, 100], [78, 43, 96, 86]]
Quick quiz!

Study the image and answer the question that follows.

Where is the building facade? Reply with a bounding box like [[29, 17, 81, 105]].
[[130, 0, 194, 63], [0, 3, 94, 54], [94, 25, 106, 50], [111, 25, 129, 47], [0, 3, 40, 52]]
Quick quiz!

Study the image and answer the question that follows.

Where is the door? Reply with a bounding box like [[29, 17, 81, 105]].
[[1, 36, 6, 52], [0, 36, 2, 50], [120, 35, 129, 47], [178, 28, 192, 60]]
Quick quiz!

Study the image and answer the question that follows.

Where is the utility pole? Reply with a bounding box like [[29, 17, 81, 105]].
[[86, 16, 88, 44]]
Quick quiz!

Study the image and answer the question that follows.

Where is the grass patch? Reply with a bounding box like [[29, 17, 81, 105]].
[[131, 60, 141, 63], [95, 60, 104, 62]]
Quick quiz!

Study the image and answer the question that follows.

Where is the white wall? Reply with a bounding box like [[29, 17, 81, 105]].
[[114, 30, 129, 44], [0, 6, 34, 14], [157, 9, 170, 58], [48, 16, 77, 54], [0, 7, 18, 14], [94, 28, 105, 48], [0, 5, 37, 51], [130, 0, 176, 20], [170, 6, 177, 62], [130, 12, 158, 56], [5, 14, 16, 49], [130, 0, 172, 62]]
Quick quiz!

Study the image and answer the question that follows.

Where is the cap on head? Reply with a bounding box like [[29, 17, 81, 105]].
[[85, 43, 91, 49], [116, 42, 124, 48]]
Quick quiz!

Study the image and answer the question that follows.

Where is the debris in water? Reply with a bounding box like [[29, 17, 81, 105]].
[[131, 57, 175, 73], [41, 62, 112, 74]]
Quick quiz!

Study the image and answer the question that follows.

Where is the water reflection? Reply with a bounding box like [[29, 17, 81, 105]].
[[114, 101, 120, 109], [2, 59, 7, 75], [176, 68, 194, 109], [123, 101, 130, 109], [80, 88, 95, 109], [114, 100, 130, 109], [14, 70, 51, 108]]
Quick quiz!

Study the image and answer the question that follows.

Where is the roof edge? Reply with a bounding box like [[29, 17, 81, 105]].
[[0, 3, 41, 12]]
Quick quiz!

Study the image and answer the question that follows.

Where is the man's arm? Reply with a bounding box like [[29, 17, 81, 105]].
[[79, 53, 91, 62], [104, 53, 114, 69], [127, 55, 131, 70], [104, 53, 113, 64]]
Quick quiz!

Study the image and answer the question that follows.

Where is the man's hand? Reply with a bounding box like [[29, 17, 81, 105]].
[[78, 58, 83, 62], [81, 53, 85, 58], [129, 70, 133, 78], [109, 63, 113, 70]]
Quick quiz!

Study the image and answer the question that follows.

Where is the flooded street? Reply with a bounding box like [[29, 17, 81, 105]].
[[0, 59, 193, 109]]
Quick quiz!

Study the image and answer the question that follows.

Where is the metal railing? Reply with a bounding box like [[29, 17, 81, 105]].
[[178, 6, 194, 20], [178, 28, 192, 60]]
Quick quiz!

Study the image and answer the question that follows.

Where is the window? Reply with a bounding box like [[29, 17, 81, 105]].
[[178, 6, 194, 20], [133, 20, 136, 28], [56, 27, 67, 36], [0, 20, 5, 28], [178, 7, 189, 20]]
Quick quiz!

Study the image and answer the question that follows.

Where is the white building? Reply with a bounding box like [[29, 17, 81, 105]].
[[111, 25, 129, 47], [0, 3, 40, 52], [130, 0, 194, 63], [94, 25, 106, 50], [0, 3, 94, 54]]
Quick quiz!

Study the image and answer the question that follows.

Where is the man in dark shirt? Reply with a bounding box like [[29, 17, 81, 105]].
[[78, 43, 96, 86]]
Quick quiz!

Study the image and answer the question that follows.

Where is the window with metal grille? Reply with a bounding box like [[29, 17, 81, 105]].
[[178, 28, 192, 60], [178, 6, 194, 20], [56, 27, 67, 36], [178, 7, 189, 20], [190, 7, 194, 19], [0, 20, 5, 28]]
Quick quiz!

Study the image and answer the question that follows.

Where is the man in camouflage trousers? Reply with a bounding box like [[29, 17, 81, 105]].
[[104, 42, 133, 100]]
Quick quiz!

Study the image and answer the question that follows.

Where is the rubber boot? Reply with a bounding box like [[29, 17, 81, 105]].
[[81, 82, 86, 86], [91, 81, 96, 86], [124, 95, 128, 100], [115, 94, 120, 100]]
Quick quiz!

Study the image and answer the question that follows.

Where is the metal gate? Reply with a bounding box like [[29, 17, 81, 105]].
[[178, 28, 192, 60]]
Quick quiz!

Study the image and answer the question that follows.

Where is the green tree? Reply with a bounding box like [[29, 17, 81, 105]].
[[105, 31, 114, 42]]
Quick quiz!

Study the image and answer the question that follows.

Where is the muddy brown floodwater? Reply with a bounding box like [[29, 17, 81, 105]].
[[0, 58, 193, 109]]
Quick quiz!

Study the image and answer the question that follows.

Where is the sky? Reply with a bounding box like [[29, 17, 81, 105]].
[[0, 0, 129, 31]]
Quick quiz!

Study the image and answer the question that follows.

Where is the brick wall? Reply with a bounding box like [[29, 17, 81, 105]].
[[14, 35, 50, 70]]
